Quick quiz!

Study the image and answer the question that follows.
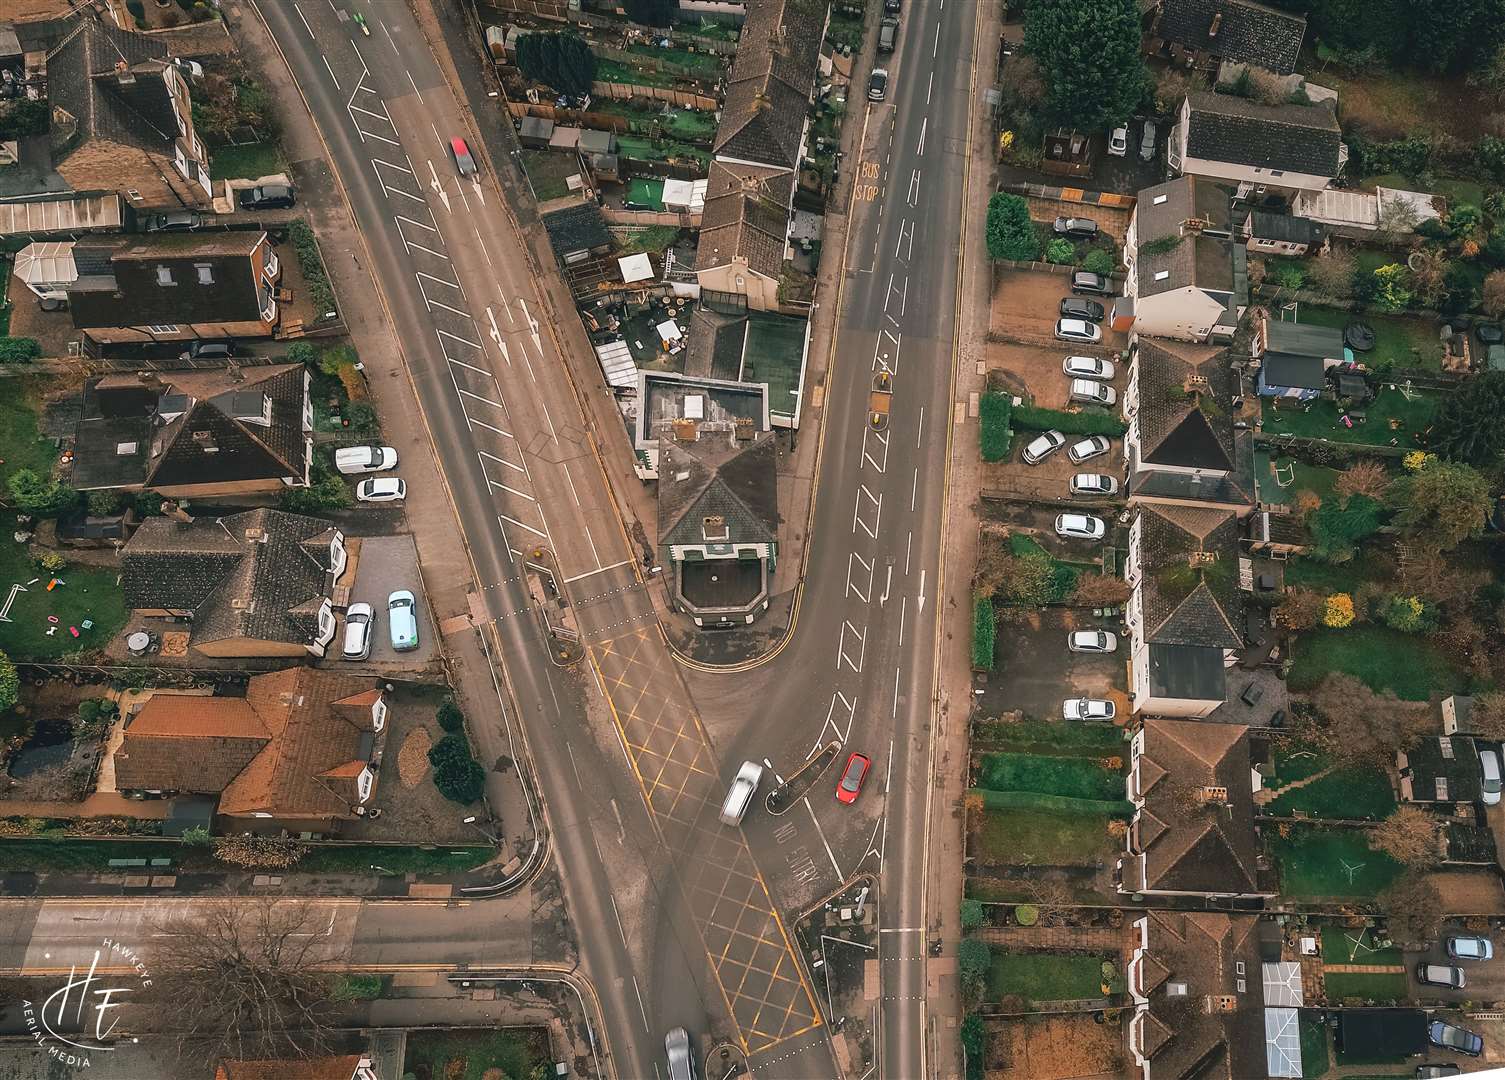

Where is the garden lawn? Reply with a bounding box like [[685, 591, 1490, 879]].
[[1320, 925, 1402, 966], [1266, 765, 1396, 820], [519, 150, 577, 202], [1266, 742, 1331, 790], [403, 1027, 549, 1080], [595, 58, 673, 89], [1270, 826, 1403, 900], [626, 43, 723, 77], [986, 952, 1109, 1006], [1259, 388, 1439, 445], [1284, 556, 1384, 594], [1289, 305, 1444, 372], [297, 844, 492, 874], [1299, 1014, 1330, 1080], [616, 134, 709, 168], [209, 141, 282, 181], [0, 513, 129, 660], [975, 752, 1122, 801], [972, 718, 1124, 757], [1288, 625, 1468, 700], [1008, 534, 1083, 603], [1254, 450, 1342, 507], [0, 380, 60, 482], [976, 806, 1116, 867]]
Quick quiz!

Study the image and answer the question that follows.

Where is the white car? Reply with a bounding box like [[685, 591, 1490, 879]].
[[1070, 473, 1119, 496], [335, 445, 398, 474], [1068, 435, 1113, 464], [719, 760, 764, 826], [1068, 630, 1118, 653], [1069, 379, 1117, 407], [356, 477, 407, 502], [1021, 429, 1067, 464], [1063, 355, 1115, 381], [342, 602, 373, 660], [1055, 318, 1102, 344], [1108, 125, 1128, 156], [1056, 513, 1106, 540], [1482, 748, 1502, 806], [1064, 697, 1116, 722]]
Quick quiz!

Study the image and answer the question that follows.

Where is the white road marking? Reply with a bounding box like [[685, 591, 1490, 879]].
[[417, 270, 462, 292], [467, 416, 513, 439], [562, 464, 583, 507], [918, 569, 927, 614], [396, 212, 437, 231], [632, 975, 651, 1035], [437, 327, 483, 350], [456, 387, 506, 411], [852, 484, 882, 540], [933, 20, 941, 56], [892, 665, 901, 719], [372, 157, 414, 175], [926, 70, 934, 104], [348, 103, 392, 123], [907, 168, 921, 206], [402, 236, 448, 257], [321, 55, 341, 90], [846, 551, 874, 603], [911, 467, 918, 511], [446, 356, 492, 378], [581, 521, 602, 566], [837, 620, 867, 673], [488, 479, 535, 502], [905, 530, 912, 574], [407, 70, 422, 99], [499, 513, 548, 540], [295, 3, 314, 36], [805, 798, 843, 880], [917, 116, 928, 156], [563, 560, 635, 584], [426, 160, 451, 212], [917, 405, 925, 447], [478, 449, 525, 474], [812, 691, 857, 756], [425, 297, 470, 319], [898, 595, 907, 647], [474, 225, 496, 270]]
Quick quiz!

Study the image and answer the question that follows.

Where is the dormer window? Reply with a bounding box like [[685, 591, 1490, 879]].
[[357, 766, 374, 803], [372, 697, 387, 733], [232, 391, 273, 427]]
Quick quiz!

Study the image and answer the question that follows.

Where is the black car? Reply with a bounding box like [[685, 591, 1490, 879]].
[[884, 0, 901, 11], [1071, 270, 1112, 296], [1053, 216, 1099, 239], [1477, 322, 1503, 345], [238, 183, 295, 211], [1060, 297, 1105, 322], [180, 339, 237, 361], [142, 210, 202, 232]]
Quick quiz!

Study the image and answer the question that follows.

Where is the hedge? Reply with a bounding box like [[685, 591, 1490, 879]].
[[979, 392, 1012, 461], [0, 337, 41, 363], [971, 594, 996, 671], [971, 787, 1134, 817], [1011, 403, 1126, 437], [288, 220, 337, 318]]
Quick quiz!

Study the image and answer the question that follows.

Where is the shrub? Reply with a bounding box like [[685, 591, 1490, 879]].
[[1275, 586, 1326, 630], [1272, 263, 1307, 289], [957, 937, 991, 1001], [74, 698, 117, 739], [985, 192, 1040, 261], [1323, 593, 1356, 628], [211, 835, 308, 869], [180, 825, 212, 848], [434, 758, 487, 804], [1010, 403, 1126, 437], [0, 337, 42, 363], [972, 595, 996, 671], [280, 462, 349, 513], [960, 899, 985, 931], [1480, 135, 1505, 180], [979, 392, 1012, 461], [0, 652, 18, 714], [515, 31, 598, 97], [1013, 903, 1039, 927], [1371, 263, 1414, 311], [1403, 449, 1434, 472], [436, 697, 465, 733], [1309, 493, 1383, 562], [38, 551, 64, 574], [427, 733, 473, 772], [287, 341, 318, 367], [1043, 237, 1075, 264], [961, 1013, 986, 1080], [85, 490, 122, 516], [288, 220, 337, 317], [332, 974, 385, 1001], [7, 470, 78, 518], [1082, 248, 1115, 276], [1383, 594, 1427, 631]]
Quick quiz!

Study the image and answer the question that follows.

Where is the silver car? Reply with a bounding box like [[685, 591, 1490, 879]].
[[1068, 630, 1118, 653], [1070, 473, 1119, 496], [1021, 429, 1067, 464], [1056, 513, 1106, 540], [719, 761, 764, 826], [1064, 697, 1116, 721], [666, 1027, 696, 1080], [1063, 355, 1115, 380], [1055, 318, 1102, 344], [1068, 435, 1113, 464], [342, 603, 373, 661]]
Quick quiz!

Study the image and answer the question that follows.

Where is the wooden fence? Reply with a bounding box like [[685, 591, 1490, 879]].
[[591, 81, 719, 111], [601, 207, 697, 228]]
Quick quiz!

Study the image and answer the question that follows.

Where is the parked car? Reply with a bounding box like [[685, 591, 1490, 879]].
[[1477, 322, 1503, 345], [1055, 513, 1106, 540], [142, 210, 202, 232], [1063, 355, 1115, 380], [335, 445, 398, 475], [1021, 429, 1067, 465], [179, 339, 235, 361], [1481, 747, 1502, 806], [1139, 119, 1158, 162], [868, 68, 889, 101], [1446, 935, 1494, 961], [878, 16, 899, 52], [1053, 216, 1099, 239], [1068, 630, 1117, 653], [1071, 270, 1112, 296], [171, 56, 204, 81], [342, 603, 373, 661], [450, 136, 478, 176], [665, 1028, 696, 1080], [1107, 126, 1128, 156], [1060, 297, 1105, 322], [719, 761, 764, 826], [356, 477, 407, 502], [238, 182, 295, 210], [884, 0, 901, 12], [387, 590, 419, 652], [1070, 472, 1119, 496], [1063, 697, 1116, 722], [1068, 435, 1113, 464], [836, 752, 872, 804], [1055, 318, 1102, 344], [1428, 1020, 1483, 1056], [1417, 1065, 1462, 1078], [1416, 963, 1466, 989], [1069, 379, 1117, 406]]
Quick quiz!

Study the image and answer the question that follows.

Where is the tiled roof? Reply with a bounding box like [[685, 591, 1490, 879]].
[[122, 508, 336, 650], [1134, 177, 1235, 297], [1137, 503, 1244, 649], [542, 202, 610, 256], [1150, 0, 1307, 74], [697, 162, 792, 280], [67, 233, 273, 330], [72, 364, 308, 492], [46, 19, 176, 160], [114, 697, 268, 793], [1184, 91, 1341, 177], [216, 1054, 362, 1080], [1135, 339, 1237, 471], [659, 431, 779, 549], [713, 0, 825, 169], [1134, 719, 1263, 894], [1246, 209, 1324, 246]]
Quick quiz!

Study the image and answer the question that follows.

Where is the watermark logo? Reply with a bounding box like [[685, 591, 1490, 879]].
[[24, 938, 151, 1068]]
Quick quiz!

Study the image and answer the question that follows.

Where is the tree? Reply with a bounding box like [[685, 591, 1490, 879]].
[[1082, 248, 1115, 276], [434, 757, 487, 804], [1485, 269, 1505, 317], [1370, 805, 1443, 865], [1406, 248, 1451, 308], [1370, 263, 1414, 311], [623, 0, 676, 27], [1274, 586, 1325, 631], [515, 32, 597, 98], [1445, 203, 1484, 241], [957, 937, 991, 1004], [427, 733, 473, 772], [0, 651, 16, 714], [1334, 460, 1390, 502], [985, 193, 1039, 261], [436, 697, 465, 733], [1308, 493, 1383, 563], [7, 469, 78, 518], [1375, 199, 1421, 243], [1380, 872, 1445, 949], [1429, 370, 1505, 466], [1470, 692, 1505, 740], [1397, 546, 1488, 612], [1070, 573, 1131, 606], [280, 464, 349, 514], [960, 899, 985, 932], [149, 898, 344, 1061], [1304, 673, 1430, 767], [1306, 248, 1356, 299], [1024, 0, 1147, 130], [1323, 592, 1356, 627], [1387, 458, 1491, 549]]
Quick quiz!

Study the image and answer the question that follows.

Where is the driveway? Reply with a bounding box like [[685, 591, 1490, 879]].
[[334, 533, 442, 672], [979, 607, 1125, 722], [989, 266, 1129, 352], [1408, 927, 1505, 1004], [988, 340, 1125, 412]]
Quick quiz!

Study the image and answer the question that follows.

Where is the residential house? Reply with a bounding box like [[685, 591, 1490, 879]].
[[69, 364, 312, 499], [696, 0, 827, 311], [1168, 92, 1344, 198], [1119, 176, 1247, 343], [64, 230, 282, 349], [1125, 911, 1269, 1080], [1125, 504, 1245, 717], [121, 507, 349, 659], [1141, 0, 1307, 76], [1123, 338, 1255, 511], [1253, 316, 1342, 399], [658, 425, 779, 627], [1121, 719, 1273, 900], [627, 369, 770, 479], [113, 668, 387, 833], [1397, 736, 1483, 805], [215, 1057, 377, 1080], [1240, 208, 1324, 255], [1292, 184, 1442, 239], [46, 17, 211, 207]]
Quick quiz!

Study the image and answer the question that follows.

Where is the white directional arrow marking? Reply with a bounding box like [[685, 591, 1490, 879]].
[[517, 298, 543, 354], [427, 160, 450, 211], [486, 306, 510, 366], [917, 569, 927, 614], [471, 177, 486, 205]]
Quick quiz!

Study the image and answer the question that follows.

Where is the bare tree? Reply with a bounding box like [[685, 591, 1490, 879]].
[[149, 898, 344, 1062], [1380, 872, 1445, 949], [1335, 460, 1391, 502], [1397, 547, 1488, 612], [1303, 674, 1430, 767], [1470, 692, 1505, 742], [1369, 805, 1443, 866], [1376, 197, 1422, 243]]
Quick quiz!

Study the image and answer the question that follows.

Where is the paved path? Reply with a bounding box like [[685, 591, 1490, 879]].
[[977, 925, 1123, 951]]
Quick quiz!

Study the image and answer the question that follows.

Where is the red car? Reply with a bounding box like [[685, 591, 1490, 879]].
[[836, 752, 871, 804], [450, 136, 478, 177]]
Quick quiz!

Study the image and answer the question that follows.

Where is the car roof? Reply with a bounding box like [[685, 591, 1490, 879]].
[[451, 136, 469, 152], [389, 589, 414, 602]]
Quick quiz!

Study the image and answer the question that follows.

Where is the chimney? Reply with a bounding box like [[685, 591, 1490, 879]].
[[1208, 12, 1222, 36], [159, 499, 194, 524], [1199, 785, 1229, 805], [734, 416, 755, 441], [1182, 373, 1210, 396], [672, 418, 698, 443], [114, 60, 135, 86], [1189, 550, 1217, 568]]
